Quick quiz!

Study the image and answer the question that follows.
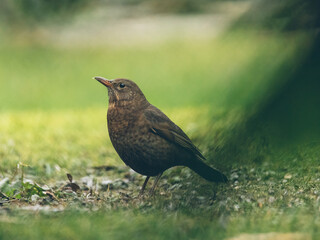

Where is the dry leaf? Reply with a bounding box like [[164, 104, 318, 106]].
[[67, 173, 73, 183]]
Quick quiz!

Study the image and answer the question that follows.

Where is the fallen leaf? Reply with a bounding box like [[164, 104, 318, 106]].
[[67, 183, 80, 193], [67, 173, 73, 183]]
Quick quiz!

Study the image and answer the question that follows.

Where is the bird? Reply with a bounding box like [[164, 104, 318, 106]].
[[95, 76, 227, 195]]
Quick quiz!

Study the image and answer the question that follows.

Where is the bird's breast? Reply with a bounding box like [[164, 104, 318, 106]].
[[107, 108, 143, 143], [106, 107, 184, 176]]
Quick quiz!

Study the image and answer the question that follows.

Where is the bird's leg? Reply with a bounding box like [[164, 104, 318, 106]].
[[139, 176, 150, 196], [149, 172, 163, 196]]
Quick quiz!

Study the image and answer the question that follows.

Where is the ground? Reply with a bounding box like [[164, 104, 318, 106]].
[[0, 27, 319, 239]]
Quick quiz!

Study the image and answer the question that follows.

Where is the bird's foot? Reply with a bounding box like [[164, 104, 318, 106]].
[[138, 176, 150, 198]]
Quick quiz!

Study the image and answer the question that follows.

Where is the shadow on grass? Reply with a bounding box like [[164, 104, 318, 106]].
[[209, 33, 320, 169]]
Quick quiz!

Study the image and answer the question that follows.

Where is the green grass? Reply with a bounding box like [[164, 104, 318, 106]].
[[0, 107, 211, 177], [0, 208, 317, 240], [1, 30, 319, 239], [0, 31, 306, 111]]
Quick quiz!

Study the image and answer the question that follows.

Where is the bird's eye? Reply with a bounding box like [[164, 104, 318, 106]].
[[119, 83, 125, 88]]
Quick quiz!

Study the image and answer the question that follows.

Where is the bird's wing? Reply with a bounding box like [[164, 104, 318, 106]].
[[144, 105, 206, 160]]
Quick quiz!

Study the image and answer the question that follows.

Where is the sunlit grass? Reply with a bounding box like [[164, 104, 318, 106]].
[[0, 31, 307, 111], [0, 107, 212, 177], [0, 30, 316, 240], [0, 202, 318, 239]]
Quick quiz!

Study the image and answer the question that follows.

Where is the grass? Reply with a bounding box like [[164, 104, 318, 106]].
[[1, 30, 319, 239], [0, 209, 317, 240], [0, 31, 306, 111], [0, 107, 211, 177]]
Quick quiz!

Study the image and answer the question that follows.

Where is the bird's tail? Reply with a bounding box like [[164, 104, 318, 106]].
[[187, 159, 228, 183]]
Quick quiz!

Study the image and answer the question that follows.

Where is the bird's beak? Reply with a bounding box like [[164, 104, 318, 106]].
[[94, 76, 112, 87]]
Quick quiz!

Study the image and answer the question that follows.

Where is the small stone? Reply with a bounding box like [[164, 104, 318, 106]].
[[197, 196, 206, 201], [81, 176, 94, 188], [0, 177, 9, 188], [269, 196, 275, 203], [284, 173, 292, 179], [234, 204, 240, 211], [230, 173, 239, 180], [31, 194, 40, 202]]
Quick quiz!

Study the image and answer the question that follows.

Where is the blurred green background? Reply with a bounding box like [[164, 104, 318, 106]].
[[0, 0, 320, 239]]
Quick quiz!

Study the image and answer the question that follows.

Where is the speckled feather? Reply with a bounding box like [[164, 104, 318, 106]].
[[98, 77, 227, 182]]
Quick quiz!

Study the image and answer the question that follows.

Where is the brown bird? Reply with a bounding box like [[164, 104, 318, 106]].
[[95, 76, 227, 195]]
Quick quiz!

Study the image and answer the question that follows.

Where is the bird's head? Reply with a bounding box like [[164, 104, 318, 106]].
[[95, 77, 148, 108]]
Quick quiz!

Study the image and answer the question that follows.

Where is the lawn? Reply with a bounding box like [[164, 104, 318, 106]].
[[1, 30, 319, 239]]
